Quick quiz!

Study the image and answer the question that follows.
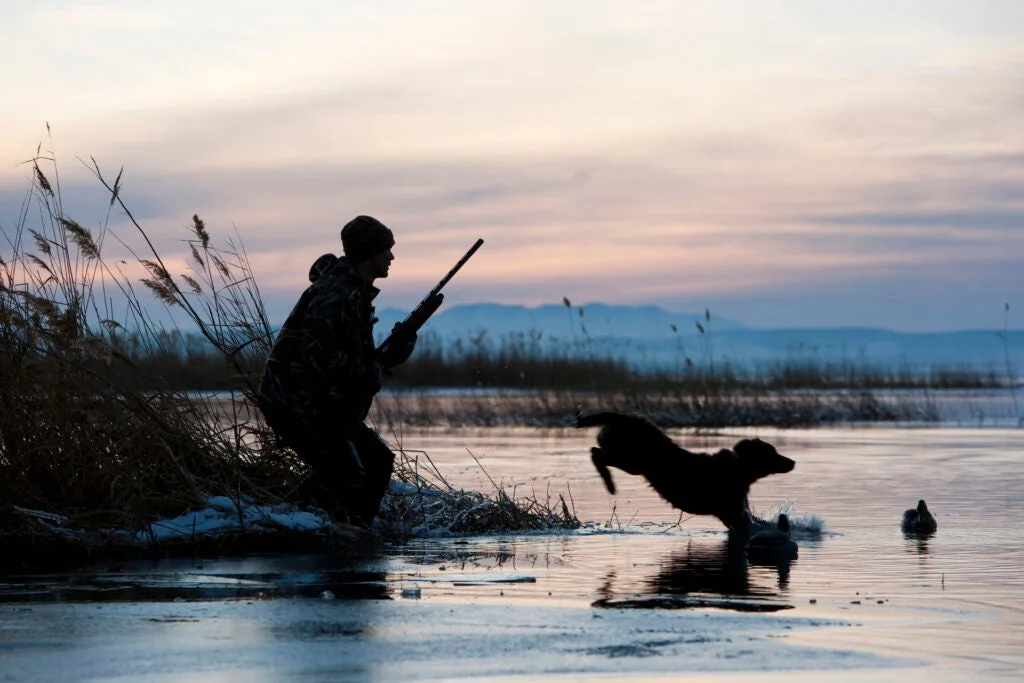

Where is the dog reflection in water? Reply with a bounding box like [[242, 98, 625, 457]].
[[576, 411, 795, 534], [901, 499, 937, 534], [649, 537, 753, 597], [746, 514, 798, 567], [644, 536, 795, 600]]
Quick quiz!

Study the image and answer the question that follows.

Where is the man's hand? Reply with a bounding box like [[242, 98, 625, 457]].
[[379, 321, 418, 368]]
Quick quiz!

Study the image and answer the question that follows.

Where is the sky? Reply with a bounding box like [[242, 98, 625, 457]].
[[1, 0, 1022, 331]]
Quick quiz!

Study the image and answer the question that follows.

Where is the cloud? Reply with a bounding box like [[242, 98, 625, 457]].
[[815, 210, 1024, 231], [4, 2, 1024, 331], [4, 126, 1021, 328]]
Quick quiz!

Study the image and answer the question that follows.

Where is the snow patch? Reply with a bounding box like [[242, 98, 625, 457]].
[[134, 495, 334, 543]]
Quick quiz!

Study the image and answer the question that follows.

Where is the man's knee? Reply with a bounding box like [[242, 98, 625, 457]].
[[350, 425, 395, 467]]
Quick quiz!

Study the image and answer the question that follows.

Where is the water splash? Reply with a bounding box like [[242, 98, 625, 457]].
[[752, 501, 826, 535]]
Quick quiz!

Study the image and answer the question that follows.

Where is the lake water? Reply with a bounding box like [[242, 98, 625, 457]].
[[2, 423, 1022, 681]]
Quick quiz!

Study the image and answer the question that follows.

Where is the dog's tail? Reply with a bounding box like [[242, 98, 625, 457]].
[[575, 411, 632, 429], [576, 410, 679, 456]]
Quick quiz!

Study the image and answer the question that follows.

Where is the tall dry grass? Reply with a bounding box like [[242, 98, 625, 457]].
[[0, 145, 294, 536]]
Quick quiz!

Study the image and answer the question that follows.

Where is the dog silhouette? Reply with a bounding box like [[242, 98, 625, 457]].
[[576, 411, 795, 532]]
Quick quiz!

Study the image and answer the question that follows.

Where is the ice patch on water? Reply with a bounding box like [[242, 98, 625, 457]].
[[389, 480, 440, 496]]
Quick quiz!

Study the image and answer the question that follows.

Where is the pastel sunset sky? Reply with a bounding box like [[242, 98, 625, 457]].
[[2, 1, 1022, 331]]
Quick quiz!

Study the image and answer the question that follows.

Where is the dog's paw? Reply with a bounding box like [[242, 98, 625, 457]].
[[591, 448, 617, 495]]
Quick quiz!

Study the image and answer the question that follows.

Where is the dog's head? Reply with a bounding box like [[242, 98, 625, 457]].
[[733, 438, 795, 482]]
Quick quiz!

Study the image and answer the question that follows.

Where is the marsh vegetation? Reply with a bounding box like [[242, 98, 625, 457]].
[[0, 145, 577, 568], [0, 141, 1013, 567]]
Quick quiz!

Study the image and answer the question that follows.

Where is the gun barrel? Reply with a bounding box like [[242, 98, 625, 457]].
[[430, 238, 484, 297]]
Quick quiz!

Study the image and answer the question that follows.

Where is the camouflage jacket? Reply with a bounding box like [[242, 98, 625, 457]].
[[258, 254, 381, 426]]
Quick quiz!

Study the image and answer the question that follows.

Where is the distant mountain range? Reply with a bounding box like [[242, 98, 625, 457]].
[[375, 302, 1024, 371]]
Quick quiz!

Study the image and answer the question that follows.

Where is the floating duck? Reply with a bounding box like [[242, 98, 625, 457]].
[[901, 499, 937, 533], [745, 513, 798, 564]]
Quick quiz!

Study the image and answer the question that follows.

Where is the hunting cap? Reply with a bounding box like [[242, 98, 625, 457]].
[[340, 215, 395, 262]]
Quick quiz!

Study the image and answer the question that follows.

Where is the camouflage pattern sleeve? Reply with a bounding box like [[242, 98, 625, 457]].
[[300, 278, 381, 410]]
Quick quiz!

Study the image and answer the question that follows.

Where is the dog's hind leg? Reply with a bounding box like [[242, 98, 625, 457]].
[[591, 447, 617, 494]]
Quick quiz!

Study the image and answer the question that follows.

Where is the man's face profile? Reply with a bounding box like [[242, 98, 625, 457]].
[[369, 246, 394, 279]]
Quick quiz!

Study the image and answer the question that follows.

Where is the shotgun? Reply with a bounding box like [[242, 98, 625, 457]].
[[376, 238, 484, 360]]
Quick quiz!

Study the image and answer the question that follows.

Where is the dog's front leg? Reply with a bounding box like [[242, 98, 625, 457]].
[[591, 447, 617, 494]]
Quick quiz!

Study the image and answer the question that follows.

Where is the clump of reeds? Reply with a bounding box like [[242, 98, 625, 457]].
[[0, 147, 295, 539], [379, 445, 580, 535], [370, 303, 947, 428], [362, 301, 951, 428], [371, 384, 940, 429]]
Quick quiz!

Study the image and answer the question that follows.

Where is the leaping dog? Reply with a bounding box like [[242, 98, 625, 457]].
[[576, 411, 795, 533]]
